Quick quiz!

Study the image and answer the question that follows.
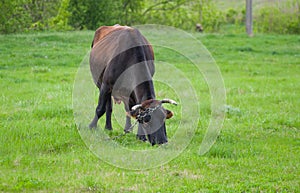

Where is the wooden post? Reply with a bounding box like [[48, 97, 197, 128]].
[[246, 0, 253, 36]]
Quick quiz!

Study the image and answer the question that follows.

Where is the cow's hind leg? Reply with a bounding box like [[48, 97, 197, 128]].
[[105, 96, 113, 130], [89, 84, 110, 129]]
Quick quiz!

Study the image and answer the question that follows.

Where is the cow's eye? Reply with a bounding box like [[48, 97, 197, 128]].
[[144, 114, 151, 123]]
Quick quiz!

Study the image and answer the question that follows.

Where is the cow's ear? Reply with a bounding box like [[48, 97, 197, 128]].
[[127, 111, 138, 118], [165, 109, 173, 119], [129, 109, 139, 118]]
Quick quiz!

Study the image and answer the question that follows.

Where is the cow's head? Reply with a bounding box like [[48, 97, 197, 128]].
[[130, 99, 177, 145]]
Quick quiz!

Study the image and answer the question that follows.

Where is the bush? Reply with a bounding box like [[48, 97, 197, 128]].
[[226, 8, 238, 24], [48, 0, 73, 31], [1, 0, 299, 34], [0, 0, 62, 33], [254, 1, 300, 34], [67, 0, 144, 30], [0, 1, 31, 33], [140, 0, 225, 32], [200, 2, 225, 32]]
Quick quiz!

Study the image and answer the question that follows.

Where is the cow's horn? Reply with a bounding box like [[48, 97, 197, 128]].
[[161, 99, 178, 106], [131, 104, 143, 111]]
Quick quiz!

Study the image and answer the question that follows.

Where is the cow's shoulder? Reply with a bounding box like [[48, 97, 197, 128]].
[[91, 25, 133, 48]]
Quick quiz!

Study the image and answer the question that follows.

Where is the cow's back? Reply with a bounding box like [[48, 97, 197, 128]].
[[90, 26, 154, 88]]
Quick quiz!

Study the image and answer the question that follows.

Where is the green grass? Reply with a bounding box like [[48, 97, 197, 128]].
[[0, 30, 299, 192]]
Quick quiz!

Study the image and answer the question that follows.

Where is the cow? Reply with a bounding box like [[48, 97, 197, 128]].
[[88, 24, 177, 145]]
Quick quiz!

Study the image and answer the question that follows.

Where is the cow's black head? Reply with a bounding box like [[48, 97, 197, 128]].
[[130, 99, 177, 145]]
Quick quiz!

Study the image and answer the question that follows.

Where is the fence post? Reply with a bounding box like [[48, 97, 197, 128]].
[[246, 0, 253, 36]]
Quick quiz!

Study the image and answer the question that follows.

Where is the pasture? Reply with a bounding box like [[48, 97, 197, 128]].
[[0, 30, 299, 192]]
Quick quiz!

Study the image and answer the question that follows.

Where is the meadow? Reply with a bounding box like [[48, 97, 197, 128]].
[[0, 29, 299, 192]]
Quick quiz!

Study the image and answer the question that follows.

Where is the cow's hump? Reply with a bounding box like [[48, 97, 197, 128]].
[[91, 25, 133, 48]]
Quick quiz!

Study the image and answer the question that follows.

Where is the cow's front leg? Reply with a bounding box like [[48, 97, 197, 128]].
[[124, 114, 132, 133], [123, 103, 132, 133], [89, 84, 110, 129], [137, 124, 147, 142], [105, 96, 113, 130]]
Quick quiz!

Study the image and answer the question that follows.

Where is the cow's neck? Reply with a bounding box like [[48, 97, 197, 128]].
[[135, 80, 156, 103]]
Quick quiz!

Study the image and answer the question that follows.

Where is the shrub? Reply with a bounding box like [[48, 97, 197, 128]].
[[48, 0, 73, 31], [0, 0, 62, 33], [254, 1, 300, 34], [140, 0, 225, 32]]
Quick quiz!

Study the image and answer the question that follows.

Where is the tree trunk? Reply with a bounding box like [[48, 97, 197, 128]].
[[246, 0, 253, 36]]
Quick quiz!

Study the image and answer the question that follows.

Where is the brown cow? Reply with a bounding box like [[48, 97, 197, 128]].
[[89, 25, 177, 145]]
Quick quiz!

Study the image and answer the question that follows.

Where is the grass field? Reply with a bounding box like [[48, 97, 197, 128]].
[[0, 29, 299, 192]]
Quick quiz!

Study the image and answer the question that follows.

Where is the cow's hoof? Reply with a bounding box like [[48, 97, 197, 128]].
[[124, 123, 133, 133], [105, 126, 113, 131], [124, 127, 133, 133], [89, 117, 98, 129], [136, 135, 147, 142], [89, 123, 97, 129]]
